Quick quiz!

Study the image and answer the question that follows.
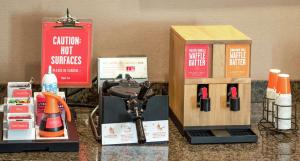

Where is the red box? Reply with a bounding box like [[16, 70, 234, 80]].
[[9, 121, 29, 130], [12, 89, 32, 97], [41, 19, 92, 87], [184, 44, 211, 78], [8, 105, 29, 113]]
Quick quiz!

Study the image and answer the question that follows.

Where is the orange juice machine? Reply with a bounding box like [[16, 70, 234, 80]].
[[169, 25, 257, 144]]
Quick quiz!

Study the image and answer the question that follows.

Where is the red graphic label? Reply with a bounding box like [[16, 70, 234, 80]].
[[12, 89, 32, 97], [9, 121, 29, 130], [9, 105, 29, 113], [41, 21, 92, 87], [126, 66, 135, 72], [9, 116, 31, 119], [46, 117, 62, 129], [185, 44, 210, 78]]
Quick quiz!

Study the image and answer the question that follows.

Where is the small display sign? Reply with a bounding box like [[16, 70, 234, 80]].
[[98, 57, 148, 89], [225, 44, 250, 78], [101, 120, 169, 145], [184, 44, 211, 78], [9, 121, 29, 130], [8, 106, 29, 113], [41, 20, 92, 87]]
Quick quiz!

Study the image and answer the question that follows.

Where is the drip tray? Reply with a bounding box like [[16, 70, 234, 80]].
[[185, 128, 257, 144]]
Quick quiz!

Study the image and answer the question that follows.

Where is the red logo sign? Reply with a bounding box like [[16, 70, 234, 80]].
[[9, 121, 29, 130], [46, 117, 63, 129], [126, 66, 135, 72], [12, 89, 32, 97], [184, 44, 210, 78], [9, 105, 29, 113], [41, 21, 92, 87]]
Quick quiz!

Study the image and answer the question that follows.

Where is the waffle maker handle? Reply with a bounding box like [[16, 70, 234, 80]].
[[135, 117, 146, 144]]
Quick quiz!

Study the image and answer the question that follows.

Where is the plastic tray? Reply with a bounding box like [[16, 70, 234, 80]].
[[0, 112, 79, 152]]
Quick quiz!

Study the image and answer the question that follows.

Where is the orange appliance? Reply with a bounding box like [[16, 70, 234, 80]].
[[39, 92, 71, 137]]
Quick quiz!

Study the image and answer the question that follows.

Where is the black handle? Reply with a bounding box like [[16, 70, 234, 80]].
[[230, 97, 240, 111], [135, 117, 146, 144], [137, 81, 150, 100], [102, 80, 119, 93], [200, 98, 211, 112]]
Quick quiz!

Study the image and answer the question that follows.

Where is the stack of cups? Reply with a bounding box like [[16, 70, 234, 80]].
[[275, 74, 292, 130], [266, 69, 281, 122]]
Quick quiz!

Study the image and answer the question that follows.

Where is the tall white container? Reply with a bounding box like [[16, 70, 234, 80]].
[[41, 66, 58, 94], [274, 74, 292, 130], [266, 69, 280, 122]]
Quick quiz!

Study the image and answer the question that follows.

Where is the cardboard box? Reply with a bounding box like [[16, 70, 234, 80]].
[[3, 113, 35, 140], [6, 97, 34, 114], [7, 82, 32, 97]]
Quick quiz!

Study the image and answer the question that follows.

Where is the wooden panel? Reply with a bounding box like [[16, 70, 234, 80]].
[[169, 30, 175, 111], [229, 83, 251, 125], [185, 78, 251, 85], [183, 83, 251, 126], [171, 25, 251, 43], [207, 84, 228, 125], [184, 84, 228, 126], [183, 85, 201, 126], [168, 31, 185, 124], [212, 44, 225, 78]]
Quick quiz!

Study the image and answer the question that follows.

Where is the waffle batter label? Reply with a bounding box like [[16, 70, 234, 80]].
[[185, 44, 210, 78], [225, 44, 250, 78]]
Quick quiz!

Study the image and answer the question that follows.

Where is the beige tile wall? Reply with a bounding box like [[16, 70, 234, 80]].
[[0, 0, 300, 83]]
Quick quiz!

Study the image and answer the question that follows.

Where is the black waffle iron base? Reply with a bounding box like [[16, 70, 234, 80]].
[[99, 77, 168, 144]]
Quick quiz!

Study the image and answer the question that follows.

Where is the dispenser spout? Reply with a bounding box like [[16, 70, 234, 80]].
[[231, 87, 237, 98], [42, 92, 72, 122]]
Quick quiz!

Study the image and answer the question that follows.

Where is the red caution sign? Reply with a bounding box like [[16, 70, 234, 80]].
[[41, 20, 92, 87]]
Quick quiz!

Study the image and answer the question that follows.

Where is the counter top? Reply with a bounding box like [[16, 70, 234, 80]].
[[0, 103, 299, 161]]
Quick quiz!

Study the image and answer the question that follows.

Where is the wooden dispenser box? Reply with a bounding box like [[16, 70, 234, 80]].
[[169, 25, 257, 144]]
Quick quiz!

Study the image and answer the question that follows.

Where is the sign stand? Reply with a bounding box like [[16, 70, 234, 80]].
[[41, 8, 92, 88]]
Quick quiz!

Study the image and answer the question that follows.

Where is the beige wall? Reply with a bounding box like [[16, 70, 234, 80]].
[[1, 0, 300, 83]]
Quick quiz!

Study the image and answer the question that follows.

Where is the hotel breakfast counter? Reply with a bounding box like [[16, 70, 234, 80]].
[[0, 103, 299, 161]]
